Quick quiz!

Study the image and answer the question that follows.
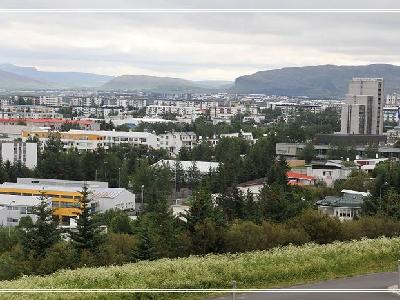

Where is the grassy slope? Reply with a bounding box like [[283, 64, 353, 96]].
[[1, 237, 400, 300]]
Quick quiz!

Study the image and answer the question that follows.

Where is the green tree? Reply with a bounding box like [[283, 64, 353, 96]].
[[298, 142, 315, 164], [187, 161, 201, 191], [20, 193, 59, 258], [71, 186, 102, 252], [110, 214, 133, 234]]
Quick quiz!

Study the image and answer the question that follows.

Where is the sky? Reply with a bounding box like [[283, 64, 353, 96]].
[[1, 0, 400, 80]]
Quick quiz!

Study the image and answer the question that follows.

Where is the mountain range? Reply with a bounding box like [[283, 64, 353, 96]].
[[231, 64, 400, 97], [0, 64, 231, 91], [2, 63, 400, 96]]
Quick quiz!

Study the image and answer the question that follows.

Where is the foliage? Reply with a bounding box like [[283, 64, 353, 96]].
[[19, 193, 59, 258], [298, 142, 315, 163], [1, 237, 400, 300], [70, 186, 103, 253]]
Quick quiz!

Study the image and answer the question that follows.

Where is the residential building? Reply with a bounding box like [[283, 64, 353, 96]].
[[39, 96, 63, 107], [386, 126, 400, 144], [146, 105, 197, 118], [220, 131, 255, 144], [0, 118, 99, 131], [158, 132, 197, 156], [383, 106, 399, 123], [287, 171, 316, 186], [386, 92, 400, 106], [152, 160, 219, 175], [276, 142, 400, 160], [317, 190, 370, 221], [354, 158, 388, 172], [340, 78, 384, 135], [0, 142, 38, 169], [21, 129, 160, 151], [305, 161, 352, 187], [0, 105, 62, 119]]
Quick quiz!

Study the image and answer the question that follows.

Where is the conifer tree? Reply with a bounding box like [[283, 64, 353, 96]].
[[71, 185, 102, 252], [20, 192, 59, 258]]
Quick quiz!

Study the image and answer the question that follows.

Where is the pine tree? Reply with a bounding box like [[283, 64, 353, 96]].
[[71, 185, 102, 252], [187, 161, 201, 191], [20, 192, 59, 258]]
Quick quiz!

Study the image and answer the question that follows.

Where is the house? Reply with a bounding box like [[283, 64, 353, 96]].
[[354, 158, 388, 172], [236, 171, 315, 195], [316, 190, 370, 221], [237, 178, 265, 196], [306, 160, 353, 187], [287, 171, 316, 186]]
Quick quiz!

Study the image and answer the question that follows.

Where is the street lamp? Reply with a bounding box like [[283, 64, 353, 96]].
[[8, 200, 15, 238], [118, 167, 121, 188], [141, 184, 144, 210], [103, 161, 108, 182], [379, 181, 389, 211]]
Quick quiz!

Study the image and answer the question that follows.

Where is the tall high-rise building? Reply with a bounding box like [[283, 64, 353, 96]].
[[340, 78, 384, 135]]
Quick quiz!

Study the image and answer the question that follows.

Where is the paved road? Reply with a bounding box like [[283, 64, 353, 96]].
[[208, 272, 399, 300]]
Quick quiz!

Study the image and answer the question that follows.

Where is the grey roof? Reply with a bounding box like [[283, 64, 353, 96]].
[[317, 193, 364, 208]]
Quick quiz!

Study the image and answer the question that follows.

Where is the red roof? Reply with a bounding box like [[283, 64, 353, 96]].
[[0, 118, 94, 125], [286, 171, 315, 181]]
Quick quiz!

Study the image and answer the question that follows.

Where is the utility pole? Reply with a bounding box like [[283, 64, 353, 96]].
[[141, 184, 144, 212], [118, 167, 121, 188], [8, 200, 15, 238]]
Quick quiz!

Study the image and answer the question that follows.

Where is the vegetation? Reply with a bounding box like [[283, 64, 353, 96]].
[[0, 237, 400, 299]]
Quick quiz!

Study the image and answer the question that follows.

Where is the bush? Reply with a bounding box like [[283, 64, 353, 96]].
[[224, 220, 309, 252], [287, 209, 343, 244], [97, 233, 137, 266], [342, 217, 400, 240], [0, 237, 400, 300]]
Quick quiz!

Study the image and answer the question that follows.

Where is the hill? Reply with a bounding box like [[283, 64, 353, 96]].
[[0, 69, 52, 90], [232, 64, 400, 98], [101, 75, 232, 92], [0, 64, 113, 88], [0, 237, 398, 300]]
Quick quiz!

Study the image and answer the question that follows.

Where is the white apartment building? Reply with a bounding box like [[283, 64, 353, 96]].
[[152, 100, 217, 109], [117, 98, 147, 109], [340, 78, 384, 135], [22, 129, 160, 151], [386, 92, 400, 106], [0, 142, 38, 169], [21, 129, 198, 156], [146, 105, 197, 117], [209, 105, 258, 119], [70, 96, 101, 107], [0, 105, 62, 119], [39, 96, 63, 107], [158, 132, 197, 156], [383, 106, 399, 123]]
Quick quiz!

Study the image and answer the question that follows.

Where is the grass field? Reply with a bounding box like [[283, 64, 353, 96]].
[[1, 237, 400, 300]]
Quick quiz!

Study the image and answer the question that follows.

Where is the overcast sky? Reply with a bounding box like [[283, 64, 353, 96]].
[[1, 0, 400, 80]]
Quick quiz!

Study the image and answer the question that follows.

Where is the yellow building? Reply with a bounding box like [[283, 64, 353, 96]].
[[0, 185, 82, 223]]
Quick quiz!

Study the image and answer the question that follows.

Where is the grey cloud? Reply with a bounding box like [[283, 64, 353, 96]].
[[1, 0, 400, 80]]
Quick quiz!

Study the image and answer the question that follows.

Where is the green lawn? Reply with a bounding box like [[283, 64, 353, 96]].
[[1, 237, 400, 300]]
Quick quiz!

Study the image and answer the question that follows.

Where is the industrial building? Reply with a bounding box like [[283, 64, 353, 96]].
[[0, 178, 136, 226]]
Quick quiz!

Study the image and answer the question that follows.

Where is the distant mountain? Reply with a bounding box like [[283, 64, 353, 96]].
[[194, 80, 233, 89], [231, 64, 400, 98], [101, 75, 232, 91], [0, 70, 53, 90], [0, 64, 113, 88]]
